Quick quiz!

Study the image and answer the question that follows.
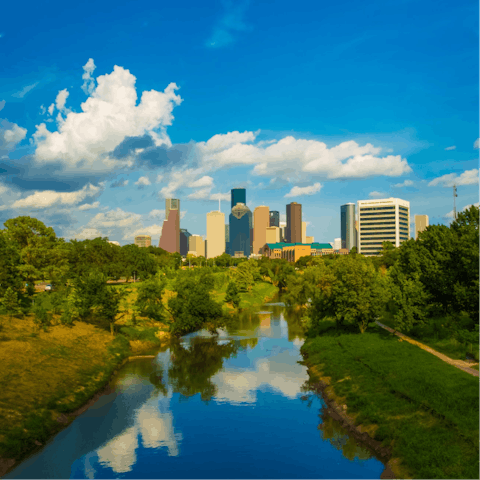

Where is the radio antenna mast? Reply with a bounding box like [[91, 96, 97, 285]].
[[453, 184, 458, 220]]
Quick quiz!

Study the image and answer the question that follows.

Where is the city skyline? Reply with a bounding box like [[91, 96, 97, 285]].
[[0, 1, 477, 246]]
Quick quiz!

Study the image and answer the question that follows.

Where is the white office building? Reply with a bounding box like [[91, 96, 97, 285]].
[[357, 198, 410, 256]]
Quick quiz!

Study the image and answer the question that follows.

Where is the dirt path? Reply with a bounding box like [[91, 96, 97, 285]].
[[375, 321, 479, 378]]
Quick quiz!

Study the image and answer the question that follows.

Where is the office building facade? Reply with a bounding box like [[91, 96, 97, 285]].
[[134, 235, 151, 248], [253, 206, 270, 254], [333, 238, 341, 250], [269, 211, 280, 227], [206, 211, 226, 259], [229, 203, 251, 257], [266, 226, 281, 244], [358, 198, 410, 256], [231, 188, 246, 209], [188, 235, 205, 257], [415, 215, 429, 240], [286, 202, 302, 243], [302, 221, 307, 244], [179, 229, 191, 256], [341, 203, 357, 251], [159, 198, 180, 253]]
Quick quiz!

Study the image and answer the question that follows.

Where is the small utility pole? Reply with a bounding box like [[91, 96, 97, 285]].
[[453, 184, 458, 220]]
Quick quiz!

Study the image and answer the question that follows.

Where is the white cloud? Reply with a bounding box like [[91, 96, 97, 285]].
[[284, 182, 322, 198], [55, 88, 69, 111], [209, 192, 230, 201], [428, 169, 479, 187], [47, 103, 55, 116], [158, 168, 205, 198], [134, 176, 151, 186], [12, 183, 101, 209], [72, 228, 104, 240], [33, 62, 183, 173], [187, 188, 212, 200], [0, 100, 5, 112], [189, 175, 214, 188], [39, 105, 46, 115], [89, 208, 142, 229], [368, 191, 386, 198], [111, 178, 129, 188], [155, 174, 163, 183], [0, 120, 27, 150], [148, 209, 166, 219], [198, 134, 411, 181], [78, 201, 100, 211], [474, 138, 479, 149], [393, 179, 414, 187], [126, 224, 163, 241], [444, 145, 456, 151], [81, 58, 96, 95], [12, 82, 39, 99]]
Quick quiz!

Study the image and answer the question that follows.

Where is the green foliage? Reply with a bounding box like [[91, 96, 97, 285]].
[[2, 287, 22, 320], [267, 259, 295, 293], [372, 241, 399, 270], [134, 277, 166, 321], [224, 281, 240, 308], [0, 232, 23, 297], [32, 305, 51, 330], [168, 274, 224, 336]]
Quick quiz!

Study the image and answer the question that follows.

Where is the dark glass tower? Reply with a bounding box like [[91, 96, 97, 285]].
[[286, 202, 302, 243], [231, 188, 246, 210], [269, 211, 280, 227], [179, 229, 191, 256], [229, 203, 251, 257]]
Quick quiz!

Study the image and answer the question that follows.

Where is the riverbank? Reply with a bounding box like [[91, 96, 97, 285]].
[[301, 320, 479, 479], [0, 280, 278, 478]]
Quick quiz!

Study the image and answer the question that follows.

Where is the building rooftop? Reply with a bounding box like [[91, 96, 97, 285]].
[[265, 242, 333, 249]]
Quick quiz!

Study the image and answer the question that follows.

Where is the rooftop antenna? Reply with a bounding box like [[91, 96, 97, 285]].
[[453, 184, 458, 220]]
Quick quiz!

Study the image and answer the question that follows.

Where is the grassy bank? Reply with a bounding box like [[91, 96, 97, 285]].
[[301, 321, 479, 479]]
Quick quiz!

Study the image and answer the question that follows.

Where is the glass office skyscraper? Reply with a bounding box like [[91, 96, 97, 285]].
[[341, 203, 356, 250], [231, 188, 246, 209], [269, 211, 280, 227], [229, 203, 251, 257]]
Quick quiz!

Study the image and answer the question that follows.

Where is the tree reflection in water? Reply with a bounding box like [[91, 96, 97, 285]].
[[167, 337, 239, 402]]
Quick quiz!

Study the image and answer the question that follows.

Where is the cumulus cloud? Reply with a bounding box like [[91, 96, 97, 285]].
[[134, 176, 151, 187], [12, 183, 101, 209], [0, 100, 5, 111], [89, 208, 142, 229], [189, 175, 214, 188], [71, 227, 104, 240], [393, 179, 414, 187], [111, 179, 129, 188], [445, 145, 456, 151], [0, 119, 27, 151], [445, 202, 480, 219], [187, 188, 212, 200], [209, 192, 230, 201], [33, 62, 183, 173], [284, 182, 321, 198], [78, 201, 100, 211], [47, 103, 55, 116], [148, 209, 166, 219], [81, 58, 96, 95], [474, 138, 479, 149], [428, 169, 479, 187], [158, 168, 206, 199], [126, 224, 163, 240], [368, 191, 386, 198], [198, 133, 411, 181], [156, 174, 163, 183], [55, 89, 69, 112]]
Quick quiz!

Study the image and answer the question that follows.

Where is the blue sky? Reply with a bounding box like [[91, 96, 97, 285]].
[[0, 0, 478, 245]]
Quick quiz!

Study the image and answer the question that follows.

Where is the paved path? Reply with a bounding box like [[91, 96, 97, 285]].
[[375, 321, 479, 378]]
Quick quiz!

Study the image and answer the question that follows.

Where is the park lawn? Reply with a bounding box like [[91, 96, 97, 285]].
[[301, 322, 479, 479]]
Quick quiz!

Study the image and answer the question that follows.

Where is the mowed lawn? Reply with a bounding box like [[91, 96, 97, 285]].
[[302, 323, 479, 479]]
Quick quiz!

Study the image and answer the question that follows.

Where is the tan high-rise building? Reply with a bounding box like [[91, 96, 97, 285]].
[[206, 211, 226, 258], [286, 202, 302, 243], [253, 206, 270, 254], [358, 197, 410, 256], [415, 215, 429, 240], [134, 235, 151, 248], [306, 236, 314, 243], [302, 222, 307, 243], [266, 226, 280, 244], [188, 235, 205, 257]]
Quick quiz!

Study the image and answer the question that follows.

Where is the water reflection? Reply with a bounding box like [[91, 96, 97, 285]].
[[6, 304, 385, 480]]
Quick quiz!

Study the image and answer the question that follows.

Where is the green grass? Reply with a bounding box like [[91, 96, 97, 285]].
[[302, 322, 479, 479]]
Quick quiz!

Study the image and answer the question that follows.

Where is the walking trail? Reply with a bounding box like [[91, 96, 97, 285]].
[[375, 321, 479, 378]]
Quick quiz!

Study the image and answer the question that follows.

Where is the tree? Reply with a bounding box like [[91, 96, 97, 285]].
[[2, 287, 22, 322], [0, 232, 23, 298], [134, 277, 167, 321], [120, 244, 158, 281], [97, 286, 126, 335], [225, 281, 240, 308], [268, 260, 295, 293]]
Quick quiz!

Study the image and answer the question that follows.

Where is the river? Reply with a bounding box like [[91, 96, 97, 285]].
[[5, 303, 386, 479]]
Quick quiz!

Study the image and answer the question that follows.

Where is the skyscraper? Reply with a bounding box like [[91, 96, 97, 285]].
[[206, 211, 226, 258], [266, 226, 280, 243], [286, 202, 302, 243], [302, 222, 307, 244], [231, 188, 246, 209], [269, 211, 280, 227], [229, 203, 251, 257], [188, 235, 205, 257], [253, 206, 270, 254], [357, 197, 410, 256], [159, 198, 180, 253], [225, 224, 230, 255], [341, 203, 356, 250], [415, 215, 429, 240], [179, 229, 191, 256]]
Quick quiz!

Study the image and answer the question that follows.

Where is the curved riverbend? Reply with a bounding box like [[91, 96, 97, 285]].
[[5, 304, 387, 479]]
